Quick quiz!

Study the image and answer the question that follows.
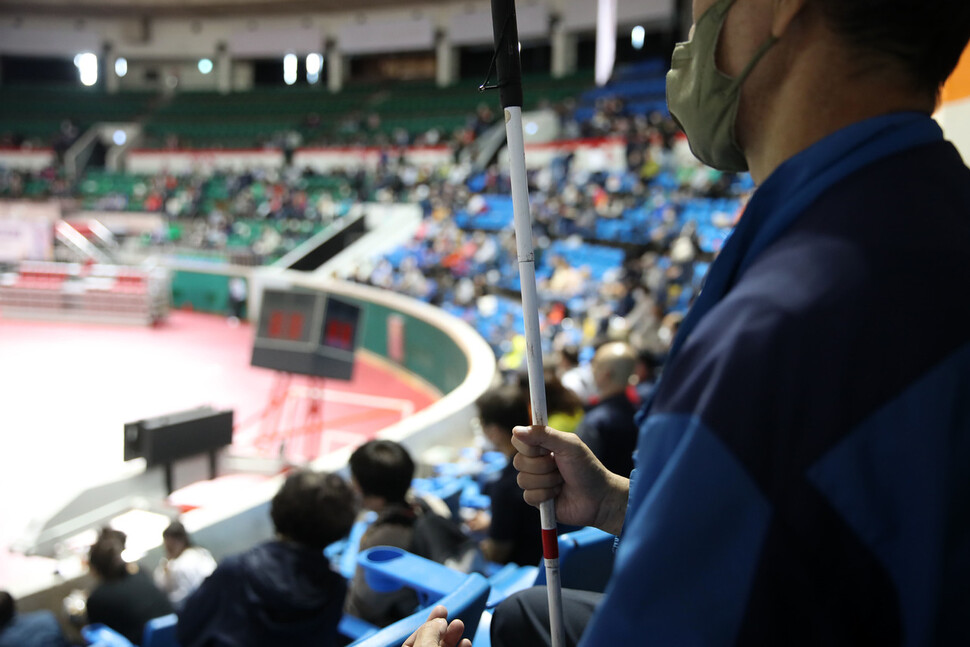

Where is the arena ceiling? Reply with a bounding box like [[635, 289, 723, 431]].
[[0, 0, 462, 17]]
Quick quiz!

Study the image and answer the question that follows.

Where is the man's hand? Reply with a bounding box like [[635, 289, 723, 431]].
[[402, 605, 471, 647], [512, 425, 629, 535]]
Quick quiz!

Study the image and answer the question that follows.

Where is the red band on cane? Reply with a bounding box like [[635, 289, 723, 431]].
[[541, 528, 559, 559]]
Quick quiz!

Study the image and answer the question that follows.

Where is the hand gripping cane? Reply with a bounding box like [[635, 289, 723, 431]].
[[484, 2, 566, 645]]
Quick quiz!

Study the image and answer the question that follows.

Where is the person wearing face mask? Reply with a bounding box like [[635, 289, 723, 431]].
[[411, 1, 970, 646]]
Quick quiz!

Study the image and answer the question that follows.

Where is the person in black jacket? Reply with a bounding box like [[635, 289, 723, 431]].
[[0, 590, 72, 647], [177, 470, 357, 647], [86, 528, 174, 645], [576, 342, 639, 477], [345, 440, 476, 627]]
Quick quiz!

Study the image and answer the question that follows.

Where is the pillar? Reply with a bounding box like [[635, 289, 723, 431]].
[[327, 40, 345, 93], [551, 19, 577, 78], [436, 33, 458, 88], [217, 42, 232, 94]]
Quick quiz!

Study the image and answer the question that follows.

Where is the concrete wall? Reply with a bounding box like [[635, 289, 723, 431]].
[[0, 0, 675, 87]]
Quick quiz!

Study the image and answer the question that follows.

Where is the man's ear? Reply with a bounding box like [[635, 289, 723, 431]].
[[771, 0, 808, 38]]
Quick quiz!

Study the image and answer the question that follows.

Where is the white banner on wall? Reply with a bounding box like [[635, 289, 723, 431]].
[[127, 149, 286, 175], [0, 201, 59, 263], [0, 149, 56, 172], [292, 146, 453, 173], [499, 137, 628, 173]]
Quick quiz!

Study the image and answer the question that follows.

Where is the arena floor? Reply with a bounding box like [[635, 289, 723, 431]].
[[0, 309, 438, 577]]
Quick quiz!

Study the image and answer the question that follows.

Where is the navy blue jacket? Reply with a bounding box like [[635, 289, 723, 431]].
[[0, 611, 71, 647], [577, 393, 639, 477], [583, 114, 970, 645], [178, 541, 346, 647]]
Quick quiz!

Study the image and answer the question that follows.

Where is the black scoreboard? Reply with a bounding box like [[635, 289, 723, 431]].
[[250, 288, 363, 380]]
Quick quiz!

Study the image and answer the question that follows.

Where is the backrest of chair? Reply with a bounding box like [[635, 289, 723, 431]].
[[80, 624, 135, 647], [358, 546, 467, 607], [348, 573, 490, 647], [142, 613, 180, 647], [534, 527, 615, 592]]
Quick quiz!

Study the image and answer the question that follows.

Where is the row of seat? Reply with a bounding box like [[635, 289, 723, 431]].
[[84, 526, 615, 647]]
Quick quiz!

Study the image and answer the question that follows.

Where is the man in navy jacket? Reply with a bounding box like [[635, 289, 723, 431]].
[[409, 0, 970, 645], [178, 471, 356, 647]]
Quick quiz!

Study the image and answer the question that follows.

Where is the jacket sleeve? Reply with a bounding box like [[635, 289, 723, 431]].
[[176, 560, 232, 646]]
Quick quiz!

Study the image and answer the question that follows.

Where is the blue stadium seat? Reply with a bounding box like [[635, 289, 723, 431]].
[[534, 526, 615, 593], [411, 475, 470, 518], [474, 528, 616, 647], [346, 546, 490, 647], [82, 613, 181, 647], [485, 526, 616, 609], [81, 624, 135, 647], [142, 614, 180, 647], [325, 510, 378, 579]]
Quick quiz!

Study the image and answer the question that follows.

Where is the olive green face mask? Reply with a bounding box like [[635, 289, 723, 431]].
[[666, 0, 778, 172]]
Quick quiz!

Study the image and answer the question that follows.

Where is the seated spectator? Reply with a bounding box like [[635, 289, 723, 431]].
[[559, 347, 597, 406], [469, 386, 543, 567], [576, 342, 640, 477], [0, 590, 71, 647], [633, 348, 661, 404], [345, 440, 476, 628], [177, 470, 356, 647], [153, 520, 217, 608], [86, 528, 174, 645], [540, 369, 585, 434]]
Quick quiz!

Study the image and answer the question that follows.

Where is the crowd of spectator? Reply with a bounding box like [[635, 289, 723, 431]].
[[348, 107, 746, 382], [1, 430, 585, 645], [0, 93, 742, 646], [1, 93, 745, 375]]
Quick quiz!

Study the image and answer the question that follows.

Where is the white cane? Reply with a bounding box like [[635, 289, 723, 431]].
[[485, 2, 566, 645]]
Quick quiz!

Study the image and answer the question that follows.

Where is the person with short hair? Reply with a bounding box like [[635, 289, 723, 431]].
[[153, 520, 217, 608], [412, 0, 970, 644], [345, 440, 473, 628], [345, 440, 422, 627], [576, 342, 639, 477], [348, 439, 415, 511], [472, 386, 543, 567], [177, 470, 357, 647], [86, 528, 174, 645], [0, 590, 71, 647]]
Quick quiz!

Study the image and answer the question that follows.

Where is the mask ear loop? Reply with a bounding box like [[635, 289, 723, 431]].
[[724, 34, 780, 155]]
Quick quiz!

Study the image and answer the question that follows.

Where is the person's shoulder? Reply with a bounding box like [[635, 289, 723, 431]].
[[205, 549, 245, 579], [361, 514, 415, 550], [579, 400, 616, 431], [654, 296, 800, 412], [0, 611, 66, 647], [13, 609, 61, 631]]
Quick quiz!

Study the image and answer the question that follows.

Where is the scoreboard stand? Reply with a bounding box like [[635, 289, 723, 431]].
[[248, 288, 363, 463], [255, 373, 329, 462]]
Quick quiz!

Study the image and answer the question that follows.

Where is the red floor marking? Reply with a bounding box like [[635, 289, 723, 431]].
[[0, 310, 437, 559]]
